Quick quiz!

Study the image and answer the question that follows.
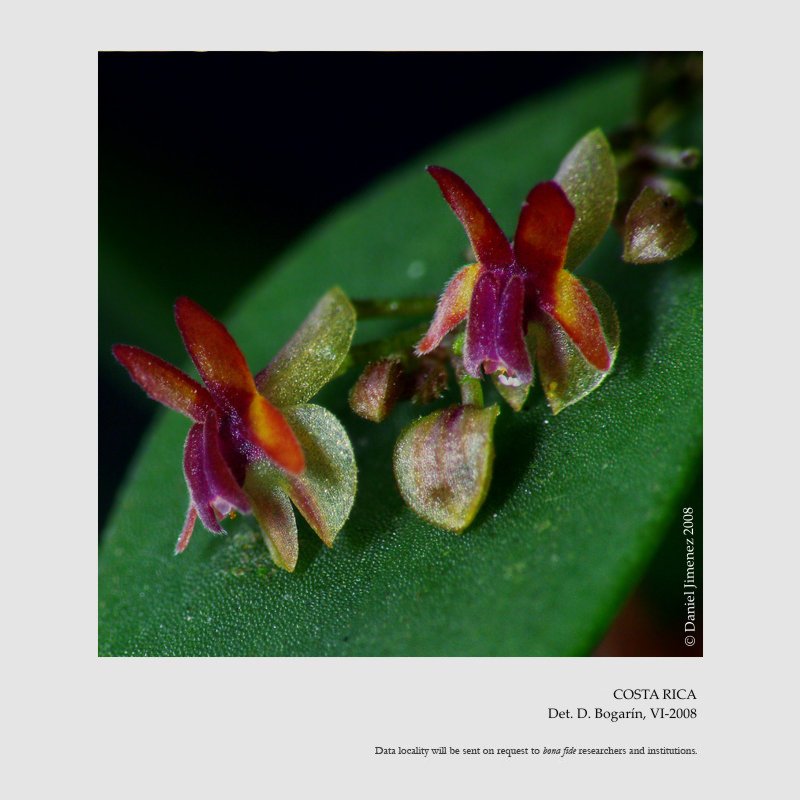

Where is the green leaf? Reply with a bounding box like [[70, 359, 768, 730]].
[[255, 286, 356, 406], [555, 128, 618, 271], [99, 65, 702, 656]]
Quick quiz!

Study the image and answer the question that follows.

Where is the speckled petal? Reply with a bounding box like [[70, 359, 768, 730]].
[[174, 296, 257, 413], [280, 404, 357, 547], [546, 271, 612, 372], [112, 344, 217, 422], [555, 128, 618, 270], [244, 467, 299, 572], [513, 181, 575, 286], [394, 404, 499, 532], [416, 263, 481, 354], [256, 287, 356, 406], [533, 278, 619, 414], [242, 393, 305, 475]]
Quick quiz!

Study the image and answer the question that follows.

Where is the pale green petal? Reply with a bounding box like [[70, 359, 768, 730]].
[[255, 286, 356, 406], [281, 404, 357, 547], [244, 467, 299, 572], [491, 373, 531, 412], [532, 278, 619, 415], [393, 404, 499, 533], [555, 128, 617, 270]]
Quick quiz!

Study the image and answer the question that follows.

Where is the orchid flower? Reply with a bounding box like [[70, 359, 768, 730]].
[[113, 288, 357, 572], [417, 129, 620, 414]]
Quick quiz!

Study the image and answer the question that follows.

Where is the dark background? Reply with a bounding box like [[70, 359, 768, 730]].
[[100, 51, 633, 530]]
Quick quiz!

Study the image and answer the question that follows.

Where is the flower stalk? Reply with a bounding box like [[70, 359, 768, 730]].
[[336, 322, 430, 377], [352, 296, 437, 319]]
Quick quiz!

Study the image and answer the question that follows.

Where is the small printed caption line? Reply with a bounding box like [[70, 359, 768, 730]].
[[374, 746, 697, 758]]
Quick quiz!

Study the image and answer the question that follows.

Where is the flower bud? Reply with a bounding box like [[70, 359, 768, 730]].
[[348, 358, 407, 423], [623, 186, 697, 264], [393, 404, 499, 532]]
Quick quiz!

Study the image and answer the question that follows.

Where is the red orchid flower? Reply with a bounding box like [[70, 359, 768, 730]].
[[417, 130, 619, 411], [113, 289, 357, 571], [114, 296, 303, 553]]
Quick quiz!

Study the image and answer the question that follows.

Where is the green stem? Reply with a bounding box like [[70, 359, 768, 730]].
[[336, 322, 429, 376], [459, 375, 484, 408], [449, 346, 484, 408], [352, 296, 437, 319]]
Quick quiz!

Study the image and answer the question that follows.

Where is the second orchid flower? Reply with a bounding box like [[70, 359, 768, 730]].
[[417, 129, 620, 414], [391, 130, 621, 533]]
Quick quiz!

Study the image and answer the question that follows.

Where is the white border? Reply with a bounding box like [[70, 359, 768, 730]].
[[3, 1, 795, 794]]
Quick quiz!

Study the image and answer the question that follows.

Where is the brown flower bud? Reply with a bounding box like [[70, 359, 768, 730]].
[[348, 358, 407, 423], [623, 186, 697, 264]]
